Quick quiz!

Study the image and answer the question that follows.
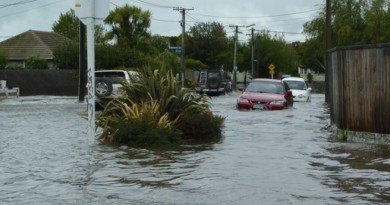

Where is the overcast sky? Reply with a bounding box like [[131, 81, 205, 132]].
[[0, 0, 324, 43]]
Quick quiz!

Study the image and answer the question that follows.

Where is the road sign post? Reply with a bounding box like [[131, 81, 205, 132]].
[[268, 64, 275, 79]]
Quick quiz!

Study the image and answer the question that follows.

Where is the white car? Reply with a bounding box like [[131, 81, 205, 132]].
[[282, 77, 312, 102], [94, 70, 139, 110]]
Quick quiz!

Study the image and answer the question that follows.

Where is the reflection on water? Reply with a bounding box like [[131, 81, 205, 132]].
[[101, 141, 222, 189], [311, 143, 390, 204]]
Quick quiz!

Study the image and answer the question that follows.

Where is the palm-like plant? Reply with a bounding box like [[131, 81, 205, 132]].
[[120, 67, 211, 120], [97, 67, 224, 147]]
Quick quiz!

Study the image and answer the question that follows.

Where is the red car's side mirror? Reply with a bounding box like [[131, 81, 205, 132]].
[[238, 87, 244, 92]]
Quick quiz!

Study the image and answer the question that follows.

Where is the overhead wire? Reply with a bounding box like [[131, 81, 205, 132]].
[[0, 0, 63, 19], [0, 0, 40, 9], [133, 0, 175, 9], [188, 9, 320, 19]]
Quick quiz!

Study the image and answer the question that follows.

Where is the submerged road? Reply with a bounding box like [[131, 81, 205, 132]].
[[1, 94, 389, 205]]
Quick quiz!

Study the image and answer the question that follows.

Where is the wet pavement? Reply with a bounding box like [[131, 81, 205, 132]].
[[1, 94, 390, 205]]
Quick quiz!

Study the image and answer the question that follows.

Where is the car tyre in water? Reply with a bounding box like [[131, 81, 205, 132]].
[[95, 78, 113, 98]]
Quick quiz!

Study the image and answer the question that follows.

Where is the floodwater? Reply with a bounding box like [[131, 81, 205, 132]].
[[1, 94, 390, 205]]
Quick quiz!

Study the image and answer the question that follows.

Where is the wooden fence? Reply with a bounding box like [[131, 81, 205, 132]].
[[329, 43, 390, 134]]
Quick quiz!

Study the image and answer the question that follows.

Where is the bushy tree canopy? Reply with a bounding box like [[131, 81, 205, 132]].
[[187, 22, 230, 68], [52, 9, 106, 43], [252, 31, 299, 78], [104, 4, 151, 48], [302, 0, 390, 70]]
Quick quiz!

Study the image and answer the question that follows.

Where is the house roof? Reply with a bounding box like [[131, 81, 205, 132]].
[[0, 30, 71, 60]]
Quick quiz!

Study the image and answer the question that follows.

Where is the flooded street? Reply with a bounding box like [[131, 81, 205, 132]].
[[1, 94, 390, 205]]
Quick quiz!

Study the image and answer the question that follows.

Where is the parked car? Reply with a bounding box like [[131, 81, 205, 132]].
[[236, 78, 293, 110], [282, 77, 312, 102], [195, 69, 228, 96], [94, 70, 139, 110]]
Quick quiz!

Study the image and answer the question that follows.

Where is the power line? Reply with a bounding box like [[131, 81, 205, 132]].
[[0, 0, 62, 19], [0, 0, 40, 9], [133, 0, 174, 8], [189, 9, 320, 19]]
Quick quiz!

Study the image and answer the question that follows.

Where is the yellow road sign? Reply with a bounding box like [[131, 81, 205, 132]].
[[269, 70, 275, 75], [268, 64, 275, 71]]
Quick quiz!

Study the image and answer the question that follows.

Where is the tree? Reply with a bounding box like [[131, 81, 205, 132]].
[[53, 42, 79, 69], [332, 0, 366, 45], [252, 31, 299, 78], [363, 0, 389, 43], [187, 22, 230, 68], [302, 0, 390, 70], [52, 9, 106, 43], [52, 9, 80, 42], [104, 5, 151, 48]]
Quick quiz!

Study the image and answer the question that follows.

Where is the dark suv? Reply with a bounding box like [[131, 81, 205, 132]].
[[195, 70, 230, 96]]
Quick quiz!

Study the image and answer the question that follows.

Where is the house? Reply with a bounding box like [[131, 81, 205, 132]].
[[0, 30, 71, 69]]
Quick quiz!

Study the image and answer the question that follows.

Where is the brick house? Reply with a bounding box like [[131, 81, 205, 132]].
[[0, 30, 71, 69]]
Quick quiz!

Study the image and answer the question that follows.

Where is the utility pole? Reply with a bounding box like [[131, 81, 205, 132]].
[[78, 20, 86, 103], [325, 0, 332, 103], [75, 0, 109, 143], [229, 24, 254, 90], [174, 7, 194, 87], [233, 25, 238, 90], [251, 27, 255, 79]]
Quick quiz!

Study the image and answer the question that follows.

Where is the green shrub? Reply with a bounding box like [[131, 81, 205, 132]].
[[97, 67, 225, 148], [53, 42, 79, 69], [5, 64, 24, 70], [177, 110, 225, 140], [26, 56, 48, 69]]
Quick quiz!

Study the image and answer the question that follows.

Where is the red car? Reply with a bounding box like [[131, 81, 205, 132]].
[[236, 78, 293, 110]]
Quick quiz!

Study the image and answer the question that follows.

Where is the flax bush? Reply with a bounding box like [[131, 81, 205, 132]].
[[97, 67, 225, 148]]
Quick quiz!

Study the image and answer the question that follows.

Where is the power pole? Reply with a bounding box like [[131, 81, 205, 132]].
[[174, 7, 194, 87], [229, 24, 254, 90], [78, 20, 86, 103], [325, 0, 332, 103], [251, 27, 255, 79], [233, 25, 238, 90]]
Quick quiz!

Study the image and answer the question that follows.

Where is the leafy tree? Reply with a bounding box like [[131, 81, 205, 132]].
[[52, 9, 106, 43], [0, 49, 7, 69], [104, 4, 151, 48], [187, 22, 230, 68], [332, 0, 366, 45], [52, 9, 80, 42], [26, 56, 48, 69], [252, 31, 299, 78], [149, 35, 170, 53], [363, 0, 389, 43], [295, 39, 324, 73], [302, 0, 390, 70], [53, 42, 79, 69], [186, 58, 207, 70]]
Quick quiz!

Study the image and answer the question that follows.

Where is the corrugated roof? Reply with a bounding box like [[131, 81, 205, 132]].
[[0, 30, 71, 60]]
